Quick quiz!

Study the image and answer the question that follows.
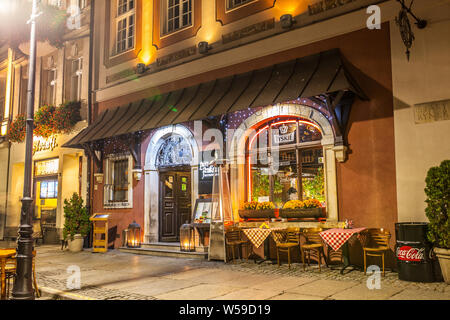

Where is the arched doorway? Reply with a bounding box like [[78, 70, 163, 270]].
[[144, 125, 199, 243]]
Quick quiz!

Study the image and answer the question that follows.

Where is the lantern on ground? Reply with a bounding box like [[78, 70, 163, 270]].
[[180, 222, 195, 252], [126, 221, 141, 248]]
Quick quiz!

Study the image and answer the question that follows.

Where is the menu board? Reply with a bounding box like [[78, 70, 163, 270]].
[[192, 198, 217, 224], [198, 150, 219, 195]]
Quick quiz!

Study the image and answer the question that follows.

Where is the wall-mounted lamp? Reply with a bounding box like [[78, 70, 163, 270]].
[[280, 14, 296, 29], [198, 41, 212, 54], [94, 173, 104, 184], [132, 168, 143, 181], [136, 63, 149, 74]]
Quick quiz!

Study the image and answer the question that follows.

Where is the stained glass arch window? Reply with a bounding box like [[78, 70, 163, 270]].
[[156, 134, 193, 167]]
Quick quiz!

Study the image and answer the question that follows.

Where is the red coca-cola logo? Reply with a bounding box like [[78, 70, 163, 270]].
[[396, 246, 425, 262]]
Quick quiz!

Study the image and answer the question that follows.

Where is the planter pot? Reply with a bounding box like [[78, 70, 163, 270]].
[[434, 247, 450, 284], [238, 209, 275, 219], [280, 207, 325, 219], [68, 234, 84, 253]]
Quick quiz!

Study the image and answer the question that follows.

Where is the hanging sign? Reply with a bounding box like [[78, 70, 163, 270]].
[[272, 123, 296, 145]]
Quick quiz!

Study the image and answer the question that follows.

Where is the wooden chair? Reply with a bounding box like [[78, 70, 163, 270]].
[[273, 227, 301, 269], [300, 228, 328, 272], [225, 227, 251, 262], [5, 249, 40, 298], [32, 219, 44, 246], [363, 228, 391, 277]]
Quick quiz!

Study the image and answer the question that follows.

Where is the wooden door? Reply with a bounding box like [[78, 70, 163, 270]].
[[159, 171, 192, 242]]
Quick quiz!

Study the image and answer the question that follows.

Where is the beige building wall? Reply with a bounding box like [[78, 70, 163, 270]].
[[390, 0, 450, 222]]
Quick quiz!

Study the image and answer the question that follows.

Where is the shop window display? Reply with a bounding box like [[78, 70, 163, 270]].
[[247, 117, 325, 208]]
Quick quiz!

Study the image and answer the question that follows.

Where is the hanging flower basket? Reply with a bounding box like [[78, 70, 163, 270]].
[[8, 113, 26, 143], [8, 101, 81, 143]]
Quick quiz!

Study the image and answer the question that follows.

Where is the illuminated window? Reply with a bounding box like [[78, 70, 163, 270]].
[[115, 0, 135, 54], [161, 0, 192, 35], [227, 0, 254, 10], [19, 65, 29, 115], [104, 154, 133, 208], [247, 117, 325, 208], [40, 180, 58, 199]]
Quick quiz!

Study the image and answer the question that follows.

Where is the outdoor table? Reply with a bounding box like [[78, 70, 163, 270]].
[[0, 249, 16, 300], [319, 227, 366, 274], [242, 227, 285, 264]]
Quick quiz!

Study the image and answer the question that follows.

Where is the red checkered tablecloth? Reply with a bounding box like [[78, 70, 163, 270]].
[[242, 228, 285, 248], [319, 228, 366, 252]]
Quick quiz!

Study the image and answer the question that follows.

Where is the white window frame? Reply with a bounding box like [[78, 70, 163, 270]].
[[70, 57, 83, 101], [104, 154, 133, 209], [161, 0, 193, 36], [114, 0, 136, 56]]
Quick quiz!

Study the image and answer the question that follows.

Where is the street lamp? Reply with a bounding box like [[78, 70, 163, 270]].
[[12, 0, 40, 300]]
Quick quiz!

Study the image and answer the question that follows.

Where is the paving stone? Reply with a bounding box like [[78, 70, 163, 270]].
[[268, 292, 323, 300], [251, 275, 316, 291], [286, 279, 359, 298], [330, 283, 403, 300], [389, 288, 450, 300], [30, 245, 449, 300], [154, 284, 237, 300], [212, 288, 281, 300]]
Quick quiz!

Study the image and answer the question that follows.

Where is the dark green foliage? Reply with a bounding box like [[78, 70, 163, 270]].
[[63, 193, 90, 241], [425, 160, 450, 248]]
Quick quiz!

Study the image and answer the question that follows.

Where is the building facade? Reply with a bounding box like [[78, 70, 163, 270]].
[[0, 0, 92, 243], [1, 0, 449, 264], [72, 0, 398, 251]]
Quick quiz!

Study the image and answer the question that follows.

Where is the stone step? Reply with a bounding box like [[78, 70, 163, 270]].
[[141, 242, 209, 253], [118, 246, 208, 259]]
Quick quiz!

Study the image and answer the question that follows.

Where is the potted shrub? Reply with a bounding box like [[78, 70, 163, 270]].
[[63, 193, 91, 253], [239, 201, 276, 219], [280, 199, 325, 219], [425, 160, 450, 283]]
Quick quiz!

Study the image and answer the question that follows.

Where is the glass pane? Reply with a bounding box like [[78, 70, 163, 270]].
[[298, 122, 322, 142], [273, 150, 298, 208], [301, 148, 325, 204], [250, 151, 271, 203], [164, 175, 174, 198]]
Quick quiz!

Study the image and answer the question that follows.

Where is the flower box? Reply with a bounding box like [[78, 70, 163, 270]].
[[279, 207, 325, 219], [238, 209, 276, 219]]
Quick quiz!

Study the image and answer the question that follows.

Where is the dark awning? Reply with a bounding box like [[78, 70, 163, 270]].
[[64, 48, 367, 148]]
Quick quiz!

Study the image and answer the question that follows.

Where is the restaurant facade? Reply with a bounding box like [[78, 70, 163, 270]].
[[63, 0, 397, 252], [1, 0, 447, 269]]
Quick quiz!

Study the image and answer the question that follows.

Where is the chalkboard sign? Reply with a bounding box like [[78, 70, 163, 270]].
[[198, 150, 219, 195]]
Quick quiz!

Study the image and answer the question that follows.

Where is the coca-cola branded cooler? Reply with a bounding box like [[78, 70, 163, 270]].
[[395, 222, 438, 282]]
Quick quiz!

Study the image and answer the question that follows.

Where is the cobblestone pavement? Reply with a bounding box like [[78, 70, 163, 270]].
[[33, 245, 450, 300]]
